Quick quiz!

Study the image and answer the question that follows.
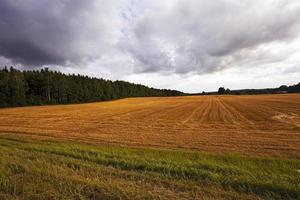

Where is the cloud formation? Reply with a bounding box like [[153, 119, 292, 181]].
[[0, 0, 300, 91], [0, 0, 122, 66], [122, 0, 300, 74]]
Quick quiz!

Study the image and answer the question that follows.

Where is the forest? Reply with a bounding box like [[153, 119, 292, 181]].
[[226, 83, 300, 95], [0, 67, 183, 107]]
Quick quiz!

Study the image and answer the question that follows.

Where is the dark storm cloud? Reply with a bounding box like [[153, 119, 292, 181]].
[[0, 39, 65, 65], [0, 0, 120, 67]]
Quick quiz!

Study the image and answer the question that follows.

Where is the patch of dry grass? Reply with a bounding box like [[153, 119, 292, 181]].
[[0, 94, 300, 158]]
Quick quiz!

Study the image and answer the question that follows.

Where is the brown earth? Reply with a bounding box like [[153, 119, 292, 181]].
[[0, 94, 300, 158]]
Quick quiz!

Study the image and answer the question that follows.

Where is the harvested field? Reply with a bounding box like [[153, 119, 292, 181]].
[[0, 94, 300, 158]]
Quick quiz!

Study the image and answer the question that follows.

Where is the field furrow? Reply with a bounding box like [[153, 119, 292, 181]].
[[0, 94, 300, 158]]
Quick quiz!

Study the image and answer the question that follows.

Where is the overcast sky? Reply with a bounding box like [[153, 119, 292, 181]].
[[0, 0, 300, 92]]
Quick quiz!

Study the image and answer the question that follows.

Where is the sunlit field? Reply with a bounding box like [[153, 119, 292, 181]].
[[0, 94, 300, 199], [1, 94, 300, 157]]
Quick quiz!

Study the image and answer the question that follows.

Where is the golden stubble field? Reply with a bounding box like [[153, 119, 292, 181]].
[[0, 94, 300, 158]]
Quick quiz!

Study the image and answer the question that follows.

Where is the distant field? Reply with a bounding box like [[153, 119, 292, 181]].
[[1, 94, 300, 199], [0, 94, 300, 158]]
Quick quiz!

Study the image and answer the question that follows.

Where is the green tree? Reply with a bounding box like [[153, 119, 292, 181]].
[[225, 88, 230, 94], [218, 87, 225, 94], [8, 67, 27, 106]]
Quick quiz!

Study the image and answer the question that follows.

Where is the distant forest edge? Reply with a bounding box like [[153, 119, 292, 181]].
[[192, 83, 300, 96], [227, 83, 300, 95], [0, 67, 183, 107], [209, 83, 300, 95]]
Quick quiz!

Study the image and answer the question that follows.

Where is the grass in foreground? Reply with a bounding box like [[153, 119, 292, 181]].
[[0, 135, 299, 200]]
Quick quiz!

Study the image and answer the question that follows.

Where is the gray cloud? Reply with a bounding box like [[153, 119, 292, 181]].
[[121, 0, 300, 74], [0, 0, 300, 80], [0, 0, 121, 67]]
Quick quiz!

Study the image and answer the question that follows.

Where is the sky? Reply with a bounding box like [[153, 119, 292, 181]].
[[0, 0, 300, 93]]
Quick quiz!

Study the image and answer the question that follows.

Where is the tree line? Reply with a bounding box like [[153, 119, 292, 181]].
[[0, 67, 183, 107], [216, 84, 300, 95]]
